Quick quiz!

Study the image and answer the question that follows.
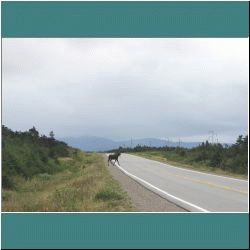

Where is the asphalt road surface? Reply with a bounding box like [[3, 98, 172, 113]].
[[112, 153, 248, 212]]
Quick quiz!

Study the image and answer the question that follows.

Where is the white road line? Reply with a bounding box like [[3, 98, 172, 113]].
[[112, 160, 209, 212], [127, 154, 248, 183]]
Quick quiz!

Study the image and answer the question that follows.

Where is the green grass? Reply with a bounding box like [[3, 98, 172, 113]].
[[2, 152, 136, 212]]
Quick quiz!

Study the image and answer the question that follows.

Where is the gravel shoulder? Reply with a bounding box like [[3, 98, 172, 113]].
[[103, 154, 187, 212]]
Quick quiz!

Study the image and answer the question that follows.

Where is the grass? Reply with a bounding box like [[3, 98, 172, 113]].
[[131, 151, 248, 180], [2, 151, 135, 212]]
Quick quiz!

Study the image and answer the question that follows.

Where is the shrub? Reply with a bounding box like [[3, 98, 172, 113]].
[[95, 188, 123, 201]]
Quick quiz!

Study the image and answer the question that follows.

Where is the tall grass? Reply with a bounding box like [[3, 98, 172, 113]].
[[2, 152, 135, 212]]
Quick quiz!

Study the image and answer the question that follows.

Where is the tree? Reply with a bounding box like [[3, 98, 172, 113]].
[[48, 131, 56, 158], [242, 135, 248, 153], [29, 126, 39, 138], [49, 131, 55, 140], [236, 135, 243, 145]]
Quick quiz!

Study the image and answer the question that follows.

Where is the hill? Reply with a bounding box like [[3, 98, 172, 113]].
[[60, 136, 202, 152], [2, 125, 70, 189]]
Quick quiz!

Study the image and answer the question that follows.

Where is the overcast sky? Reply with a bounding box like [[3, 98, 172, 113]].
[[2, 38, 249, 143]]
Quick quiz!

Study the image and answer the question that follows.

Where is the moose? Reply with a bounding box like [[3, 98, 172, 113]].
[[108, 152, 121, 166]]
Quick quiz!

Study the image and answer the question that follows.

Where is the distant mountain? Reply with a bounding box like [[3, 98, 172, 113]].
[[59, 136, 119, 152], [59, 136, 203, 152]]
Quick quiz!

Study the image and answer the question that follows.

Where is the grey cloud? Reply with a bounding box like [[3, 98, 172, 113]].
[[2, 38, 248, 143]]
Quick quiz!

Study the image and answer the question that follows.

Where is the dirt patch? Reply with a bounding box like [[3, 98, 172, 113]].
[[103, 154, 187, 212]]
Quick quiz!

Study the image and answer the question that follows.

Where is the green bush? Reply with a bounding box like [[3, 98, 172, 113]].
[[194, 151, 208, 162], [95, 188, 123, 201], [178, 149, 187, 157]]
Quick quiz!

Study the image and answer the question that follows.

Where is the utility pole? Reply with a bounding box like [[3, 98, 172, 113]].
[[209, 131, 215, 144], [215, 133, 219, 144]]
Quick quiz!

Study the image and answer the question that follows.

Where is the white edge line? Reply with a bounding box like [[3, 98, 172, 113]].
[[126, 153, 248, 183], [111, 160, 209, 212]]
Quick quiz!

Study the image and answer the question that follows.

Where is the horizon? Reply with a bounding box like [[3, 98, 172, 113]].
[[2, 123, 246, 145], [58, 135, 237, 144]]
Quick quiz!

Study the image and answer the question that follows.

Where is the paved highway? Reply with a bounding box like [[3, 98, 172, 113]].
[[112, 153, 248, 212]]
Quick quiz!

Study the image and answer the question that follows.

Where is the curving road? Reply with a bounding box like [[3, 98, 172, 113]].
[[112, 153, 248, 212]]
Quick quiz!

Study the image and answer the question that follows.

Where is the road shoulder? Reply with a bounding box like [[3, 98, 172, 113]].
[[103, 154, 187, 212]]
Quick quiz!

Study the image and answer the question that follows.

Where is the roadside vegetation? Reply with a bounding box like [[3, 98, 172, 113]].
[[2, 125, 70, 189], [111, 135, 248, 179], [2, 125, 134, 212]]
